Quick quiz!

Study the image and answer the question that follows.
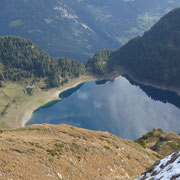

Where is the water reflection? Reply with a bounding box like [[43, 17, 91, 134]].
[[27, 76, 180, 140], [59, 83, 84, 99], [95, 79, 112, 85], [124, 75, 180, 108]]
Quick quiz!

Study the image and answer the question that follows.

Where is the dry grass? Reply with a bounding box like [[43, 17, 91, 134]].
[[0, 124, 159, 180]]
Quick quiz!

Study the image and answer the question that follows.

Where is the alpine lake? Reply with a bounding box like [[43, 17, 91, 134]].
[[26, 76, 180, 140]]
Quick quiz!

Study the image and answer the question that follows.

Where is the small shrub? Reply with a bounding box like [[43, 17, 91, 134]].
[[104, 146, 110, 150], [76, 155, 81, 161], [136, 139, 146, 148], [152, 140, 161, 152], [115, 145, 119, 149], [47, 149, 57, 156], [106, 140, 110, 144], [55, 143, 64, 149], [27, 148, 36, 153], [159, 136, 170, 142], [99, 137, 104, 141], [142, 134, 149, 140], [71, 148, 75, 153], [152, 128, 156, 134], [69, 133, 76, 137], [157, 128, 164, 133]]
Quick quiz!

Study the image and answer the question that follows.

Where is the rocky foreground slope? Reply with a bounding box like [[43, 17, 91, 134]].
[[136, 151, 180, 180], [0, 124, 159, 180]]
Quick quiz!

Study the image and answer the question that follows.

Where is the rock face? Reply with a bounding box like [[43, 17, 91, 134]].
[[135, 151, 180, 180], [0, 124, 158, 179]]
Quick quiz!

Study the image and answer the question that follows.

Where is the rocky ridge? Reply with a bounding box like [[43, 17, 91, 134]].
[[136, 151, 180, 180]]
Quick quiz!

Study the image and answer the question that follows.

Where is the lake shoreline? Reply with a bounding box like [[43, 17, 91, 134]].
[[20, 74, 108, 128], [9, 71, 180, 129]]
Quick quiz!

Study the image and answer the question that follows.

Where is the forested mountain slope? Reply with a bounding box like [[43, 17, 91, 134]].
[[0, 35, 86, 88], [112, 7, 180, 88], [87, 7, 180, 89], [0, 0, 180, 61]]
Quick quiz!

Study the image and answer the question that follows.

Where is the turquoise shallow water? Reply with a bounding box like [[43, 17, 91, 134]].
[[26, 76, 180, 140]]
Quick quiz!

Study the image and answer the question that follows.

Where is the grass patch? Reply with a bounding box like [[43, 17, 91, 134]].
[[106, 139, 110, 144], [47, 149, 58, 156], [48, 157, 54, 163], [9, 127, 47, 132], [104, 146, 110, 150], [47, 143, 64, 156], [135, 139, 146, 148], [99, 137, 104, 141], [69, 133, 76, 137], [27, 148, 36, 153], [70, 148, 75, 153], [76, 155, 81, 161], [152, 153, 162, 159], [29, 142, 42, 148], [166, 142, 180, 151], [55, 143, 64, 149], [73, 143, 80, 149], [81, 132, 88, 136]]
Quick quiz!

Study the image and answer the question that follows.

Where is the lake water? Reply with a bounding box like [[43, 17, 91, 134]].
[[26, 76, 180, 140]]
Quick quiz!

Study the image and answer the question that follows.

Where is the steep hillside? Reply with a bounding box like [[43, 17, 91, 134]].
[[135, 128, 180, 157], [0, 0, 180, 61], [136, 151, 180, 180], [87, 7, 180, 89], [0, 124, 159, 179], [0, 35, 86, 88], [111, 7, 180, 88]]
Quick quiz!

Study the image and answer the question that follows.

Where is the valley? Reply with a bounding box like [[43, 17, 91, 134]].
[[1, 0, 180, 61], [0, 3, 180, 179]]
